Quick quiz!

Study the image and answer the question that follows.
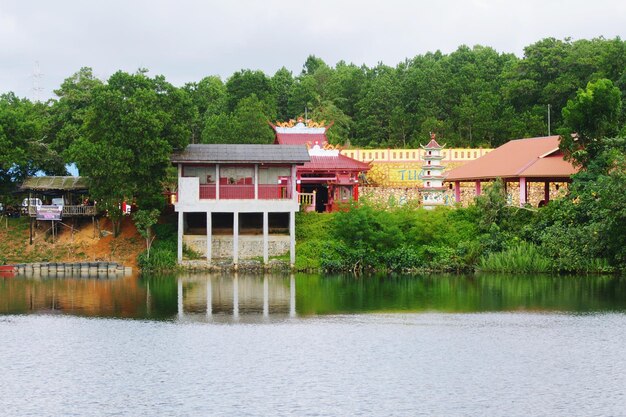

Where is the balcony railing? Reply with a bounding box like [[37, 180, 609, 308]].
[[199, 184, 216, 199], [28, 205, 98, 217], [259, 184, 291, 199], [197, 184, 292, 200]]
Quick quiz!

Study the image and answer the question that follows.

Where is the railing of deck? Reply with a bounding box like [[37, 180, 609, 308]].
[[298, 192, 316, 211], [28, 205, 97, 217], [197, 184, 292, 200]]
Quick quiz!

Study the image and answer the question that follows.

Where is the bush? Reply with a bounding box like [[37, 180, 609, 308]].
[[478, 242, 552, 273]]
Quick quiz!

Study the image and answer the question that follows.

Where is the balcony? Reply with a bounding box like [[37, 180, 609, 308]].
[[198, 184, 292, 200]]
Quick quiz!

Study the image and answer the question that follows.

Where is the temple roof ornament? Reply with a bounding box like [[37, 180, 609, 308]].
[[420, 133, 446, 150]]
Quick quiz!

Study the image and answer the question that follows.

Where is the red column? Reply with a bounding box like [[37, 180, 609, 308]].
[[353, 184, 359, 201], [454, 181, 461, 203], [519, 177, 527, 206], [544, 182, 550, 203], [475, 180, 482, 196]]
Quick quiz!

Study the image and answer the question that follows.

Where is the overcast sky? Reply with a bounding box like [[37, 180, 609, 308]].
[[1, 0, 625, 100]]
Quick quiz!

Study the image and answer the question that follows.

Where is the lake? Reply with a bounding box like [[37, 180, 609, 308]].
[[1, 273, 626, 416]]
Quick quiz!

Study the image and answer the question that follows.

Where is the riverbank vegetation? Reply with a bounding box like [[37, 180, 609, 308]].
[[2, 37, 626, 274]]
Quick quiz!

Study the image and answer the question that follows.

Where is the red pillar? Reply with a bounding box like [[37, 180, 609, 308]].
[[519, 177, 527, 206], [475, 180, 482, 196], [353, 184, 359, 201], [454, 181, 461, 203], [544, 182, 550, 203]]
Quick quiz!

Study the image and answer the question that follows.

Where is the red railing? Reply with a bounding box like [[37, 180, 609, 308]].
[[197, 184, 292, 200], [219, 185, 254, 199], [199, 184, 216, 199], [259, 184, 291, 199]]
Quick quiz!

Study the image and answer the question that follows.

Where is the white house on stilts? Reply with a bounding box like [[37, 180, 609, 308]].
[[171, 144, 310, 266]]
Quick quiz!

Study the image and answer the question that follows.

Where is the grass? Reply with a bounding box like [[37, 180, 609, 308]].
[[478, 242, 553, 274]]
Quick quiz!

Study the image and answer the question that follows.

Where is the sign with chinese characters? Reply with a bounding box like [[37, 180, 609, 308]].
[[36, 205, 62, 221]]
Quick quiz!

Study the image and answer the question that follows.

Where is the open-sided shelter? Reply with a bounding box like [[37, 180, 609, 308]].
[[445, 136, 578, 206], [19, 176, 96, 217]]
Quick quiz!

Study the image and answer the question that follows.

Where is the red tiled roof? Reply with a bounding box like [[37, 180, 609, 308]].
[[423, 139, 443, 149], [446, 136, 578, 181], [275, 133, 327, 145], [300, 154, 371, 172]]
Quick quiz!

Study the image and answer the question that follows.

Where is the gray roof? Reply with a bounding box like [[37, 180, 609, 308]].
[[20, 176, 90, 191], [171, 144, 310, 164]]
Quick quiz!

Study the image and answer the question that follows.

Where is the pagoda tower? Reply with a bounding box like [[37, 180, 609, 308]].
[[418, 133, 446, 209]]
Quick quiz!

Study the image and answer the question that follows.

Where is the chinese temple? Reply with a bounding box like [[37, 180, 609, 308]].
[[271, 118, 370, 212], [418, 134, 446, 209]]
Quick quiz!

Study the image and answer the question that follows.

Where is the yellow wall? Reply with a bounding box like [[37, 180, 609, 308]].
[[342, 148, 493, 187]]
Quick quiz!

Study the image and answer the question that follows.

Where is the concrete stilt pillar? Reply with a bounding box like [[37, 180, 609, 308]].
[[206, 212, 212, 264], [263, 275, 269, 318], [289, 274, 296, 318], [177, 211, 183, 263], [289, 211, 296, 266], [177, 278, 183, 319], [233, 274, 239, 319], [233, 212, 239, 266], [263, 211, 269, 264], [206, 277, 212, 318], [519, 177, 527, 206]]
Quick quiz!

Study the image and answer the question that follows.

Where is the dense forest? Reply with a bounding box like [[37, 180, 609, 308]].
[[1, 36, 625, 273], [1, 36, 626, 203]]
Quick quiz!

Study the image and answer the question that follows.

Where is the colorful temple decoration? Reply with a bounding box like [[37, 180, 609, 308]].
[[271, 118, 370, 212], [419, 134, 446, 209]]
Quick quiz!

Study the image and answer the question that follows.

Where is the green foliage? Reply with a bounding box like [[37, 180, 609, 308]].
[[133, 209, 160, 259], [0, 93, 66, 194], [201, 94, 275, 144], [297, 202, 480, 273], [137, 222, 178, 271], [559, 78, 622, 166], [479, 242, 552, 273], [69, 70, 193, 235]]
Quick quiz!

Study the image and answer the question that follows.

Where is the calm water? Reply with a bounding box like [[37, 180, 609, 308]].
[[2, 273, 626, 416]]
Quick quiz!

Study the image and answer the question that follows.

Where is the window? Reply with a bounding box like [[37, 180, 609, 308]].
[[412, 152, 416, 159], [258, 167, 290, 184], [454, 152, 458, 159], [183, 165, 216, 184], [406, 152, 409, 159], [220, 166, 254, 185], [393, 152, 396, 159]]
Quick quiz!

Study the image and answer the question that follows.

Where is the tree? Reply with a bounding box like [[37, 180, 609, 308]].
[[50, 67, 103, 157], [133, 208, 160, 260], [70, 70, 193, 236], [0, 93, 65, 195], [201, 94, 275, 144], [559, 78, 622, 167], [271, 67, 294, 121], [183, 76, 226, 143], [225, 69, 273, 112]]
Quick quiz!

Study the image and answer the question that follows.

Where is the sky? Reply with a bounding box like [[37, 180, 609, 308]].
[[1, 0, 625, 101]]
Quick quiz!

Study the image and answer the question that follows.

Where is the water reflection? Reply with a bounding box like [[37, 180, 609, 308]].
[[1, 273, 626, 320]]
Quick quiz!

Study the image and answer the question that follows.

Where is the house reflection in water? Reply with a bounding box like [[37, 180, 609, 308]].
[[176, 274, 296, 321]]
